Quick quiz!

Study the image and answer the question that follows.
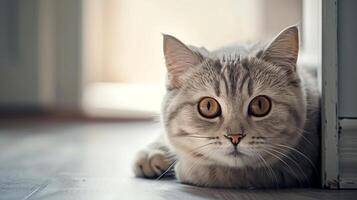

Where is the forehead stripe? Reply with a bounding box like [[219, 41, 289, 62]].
[[220, 64, 229, 96]]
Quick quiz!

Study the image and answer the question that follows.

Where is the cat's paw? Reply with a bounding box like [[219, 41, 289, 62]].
[[132, 149, 171, 178]]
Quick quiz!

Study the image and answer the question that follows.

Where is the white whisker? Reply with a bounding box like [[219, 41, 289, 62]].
[[272, 143, 318, 174], [265, 145, 310, 186], [261, 148, 303, 186], [252, 150, 279, 188]]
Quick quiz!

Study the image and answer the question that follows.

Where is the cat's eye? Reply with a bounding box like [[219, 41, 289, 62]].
[[198, 97, 221, 118], [248, 95, 271, 117]]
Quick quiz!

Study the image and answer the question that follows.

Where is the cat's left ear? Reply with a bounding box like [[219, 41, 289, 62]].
[[260, 26, 299, 70]]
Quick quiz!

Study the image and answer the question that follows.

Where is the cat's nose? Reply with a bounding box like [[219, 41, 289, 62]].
[[224, 134, 245, 146]]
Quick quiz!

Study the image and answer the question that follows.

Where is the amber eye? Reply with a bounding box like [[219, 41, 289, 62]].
[[248, 95, 271, 117], [198, 97, 221, 118]]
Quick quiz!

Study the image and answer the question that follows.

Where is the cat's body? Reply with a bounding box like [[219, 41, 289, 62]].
[[133, 26, 320, 188]]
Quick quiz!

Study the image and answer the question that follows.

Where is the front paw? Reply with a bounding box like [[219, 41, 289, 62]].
[[132, 149, 171, 178]]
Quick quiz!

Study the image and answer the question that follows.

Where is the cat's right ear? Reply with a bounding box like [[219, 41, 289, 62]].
[[163, 34, 201, 88]]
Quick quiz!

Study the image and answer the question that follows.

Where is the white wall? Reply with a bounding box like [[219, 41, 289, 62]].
[[83, 0, 302, 85]]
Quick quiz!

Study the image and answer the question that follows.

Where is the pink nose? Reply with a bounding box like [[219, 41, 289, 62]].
[[224, 134, 245, 145]]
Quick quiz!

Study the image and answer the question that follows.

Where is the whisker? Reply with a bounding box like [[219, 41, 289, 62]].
[[188, 141, 220, 155], [156, 141, 218, 180], [272, 143, 318, 175], [179, 135, 219, 139], [264, 145, 310, 186], [156, 160, 177, 180], [253, 150, 279, 188], [293, 128, 316, 147], [176, 144, 223, 181], [261, 148, 303, 186]]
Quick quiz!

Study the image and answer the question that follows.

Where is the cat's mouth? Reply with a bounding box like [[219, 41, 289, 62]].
[[227, 149, 244, 157]]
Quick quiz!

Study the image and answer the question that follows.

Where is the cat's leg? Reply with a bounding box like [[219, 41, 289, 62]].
[[175, 160, 216, 187], [175, 160, 249, 188], [132, 134, 174, 178]]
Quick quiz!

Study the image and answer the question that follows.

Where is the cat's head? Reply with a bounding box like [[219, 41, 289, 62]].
[[162, 26, 306, 168]]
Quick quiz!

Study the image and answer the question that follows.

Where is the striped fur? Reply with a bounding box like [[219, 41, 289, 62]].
[[133, 26, 320, 188]]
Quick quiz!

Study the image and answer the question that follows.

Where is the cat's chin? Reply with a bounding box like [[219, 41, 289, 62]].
[[206, 151, 254, 168]]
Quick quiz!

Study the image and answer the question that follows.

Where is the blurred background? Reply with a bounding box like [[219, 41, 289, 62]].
[[2, 1, 357, 196], [0, 0, 320, 120]]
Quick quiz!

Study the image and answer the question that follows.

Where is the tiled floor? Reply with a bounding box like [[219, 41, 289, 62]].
[[0, 119, 356, 200]]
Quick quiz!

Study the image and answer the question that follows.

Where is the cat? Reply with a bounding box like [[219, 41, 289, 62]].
[[132, 26, 320, 188]]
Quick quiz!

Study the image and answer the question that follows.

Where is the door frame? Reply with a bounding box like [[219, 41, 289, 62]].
[[321, 0, 339, 189]]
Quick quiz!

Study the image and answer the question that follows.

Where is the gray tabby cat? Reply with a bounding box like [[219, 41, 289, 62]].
[[133, 26, 320, 188]]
